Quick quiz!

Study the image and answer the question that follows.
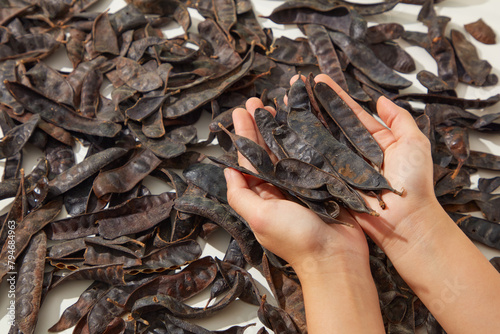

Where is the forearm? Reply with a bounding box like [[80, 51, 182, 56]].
[[387, 203, 500, 333], [295, 256, 385, 334]]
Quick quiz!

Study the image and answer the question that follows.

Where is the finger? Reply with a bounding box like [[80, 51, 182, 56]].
[[233, 107, 259, 172], [377, 96, 423, 141], [289, 74, 305, 86], [245, 97, 273, 148], [244, 97, 277, 118], [225, 168, 267, 221], [244, 97, 279, 162], [251, 181, 286, 200]]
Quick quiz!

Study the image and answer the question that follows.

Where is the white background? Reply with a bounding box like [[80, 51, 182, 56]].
[[1, 0, 500, 333]]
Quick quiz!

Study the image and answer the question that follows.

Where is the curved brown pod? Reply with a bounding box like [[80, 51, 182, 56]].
[[417, 70, 454, 93], [267, 36, 318, 66], [450, 212, 500, 250], [0, 199, 62, 281], [97, 194, 174, 239], [464, 19, 496, 45], [92, 148, 162, 198], [303, 24, 347, 91], [115, 57, 163, 92], [214, 0, 237, 40], [48, 282, 110, 332], [163, 45, 254, 118], [314, 82, 384, 169], [131, 271, 245, 319], [451, 29, 492, 86], [48, 147, 129, 197], [124, 256, 217, 309], [339, 0, 399, 16], [92, 11, 119, 55], [368, 42, 416, 74], [287, 80, 400, 194], [198, 18, 241, 67], [174, 194, 264, 266], [5, 108, 75, 147], [51, 263, 126, 289], [366, 23, 404, 44], [394, 92, 500, 109], [26, 61, 75, 107], [125, 94, 168, 121], [275, 158, 376, 215], [14, 231, 47, 334], [464, 151, 500, 171], [5, 80, 122, 137], [128, 121, 186, 159], [219, 123, 275, 177], [265, 3, 352, 35], [436, 126, 469, 179], [329, 31, 412, 89], [0, 113, 40, 159]]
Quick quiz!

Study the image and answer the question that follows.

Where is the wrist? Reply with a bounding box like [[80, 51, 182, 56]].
[[292, 249, 371, 283], [296, 250, 385, 334], [382, 198, 452, 267]]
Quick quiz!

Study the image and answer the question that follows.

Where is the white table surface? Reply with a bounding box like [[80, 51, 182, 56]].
[[1, 0, 500, 333]]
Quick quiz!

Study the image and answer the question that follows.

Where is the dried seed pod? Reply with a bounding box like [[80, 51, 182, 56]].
[[25, 61, 75, 107], [14, 231, 47, 334], [128, 121, 186, 159], [0, 113, 40, 159], [451, 29, 492, 86], [115, 57, 163, 92], [0, 199, 62, 281], [5, 81, 122, 137], [97, 194, 174, 239], [267, 36, 318, 66], [124, 256, 217, 309], [48, 147, 129, 197], [329, 31, 412, 89], [366, 23, 404, 44], [287, 80, 400, 194], [303, 24, 347, 91], [175, 194, 263, 266], [436, 126, 469, 179], [314, 82, 384, 169], [48, 282, 110, 332], [393, 92, 500, 109], [213, 0, 236, 41], [265, 3, 351, 35], [163, 45, 254, 118], [219, 123, 275, 177], [417, 70, 454, 93], [464, 19, 496, 45], [449, 212, 500, 250], [368, 41, 416, 74], [93, 11, 120, 55], [51, 263, 126, 288]]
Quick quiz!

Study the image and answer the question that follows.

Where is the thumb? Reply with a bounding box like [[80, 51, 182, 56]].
[[377, 97, 422, 141], [224, 168, 266, 223]]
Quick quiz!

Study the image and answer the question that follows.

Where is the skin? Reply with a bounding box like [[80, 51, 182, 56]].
[[225, 74, 500, 333]]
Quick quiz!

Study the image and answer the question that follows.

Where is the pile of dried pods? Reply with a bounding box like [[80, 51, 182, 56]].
[[0, 0, 499, 333]]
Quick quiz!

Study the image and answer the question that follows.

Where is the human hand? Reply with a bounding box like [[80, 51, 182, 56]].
[[224, 97, 370, 277], [311, 74, 444, 263]]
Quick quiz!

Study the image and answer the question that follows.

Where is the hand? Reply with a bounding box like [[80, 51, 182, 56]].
[[225, 82, 386, 334], [311, 74, 442, 263], [224, 96, 370, 277], [312, 75, 500, 334]]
